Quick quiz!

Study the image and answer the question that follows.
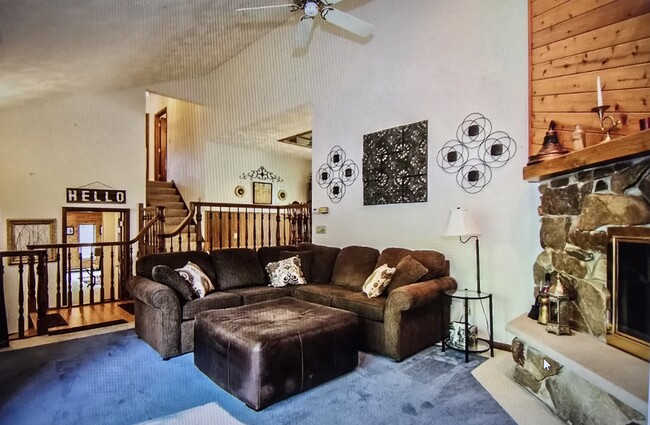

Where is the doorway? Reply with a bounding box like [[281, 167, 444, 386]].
[[154, 108, 168, 182]]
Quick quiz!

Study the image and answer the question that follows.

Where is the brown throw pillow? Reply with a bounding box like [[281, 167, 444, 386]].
[[151, 265, 197, 302], [385, 255, 428, 295]]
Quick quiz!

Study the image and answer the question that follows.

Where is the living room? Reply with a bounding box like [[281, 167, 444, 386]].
[[0, 0, 648, 424]]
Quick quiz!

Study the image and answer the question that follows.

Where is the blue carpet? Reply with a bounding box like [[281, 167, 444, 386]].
[[0, 330, 515, 425]]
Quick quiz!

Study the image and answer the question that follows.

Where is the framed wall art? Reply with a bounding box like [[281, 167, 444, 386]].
[[6, 219, 57, 265], [253, 182, 272, 205]]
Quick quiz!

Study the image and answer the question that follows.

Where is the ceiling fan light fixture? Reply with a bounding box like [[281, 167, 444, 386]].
[[304, 2, 319, 17]]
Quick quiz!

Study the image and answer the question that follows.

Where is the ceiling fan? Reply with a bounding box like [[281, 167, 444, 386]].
[[236, 1, 374, 49]]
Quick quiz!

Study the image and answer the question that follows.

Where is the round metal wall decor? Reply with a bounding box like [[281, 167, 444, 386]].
[[318, 145, 359, 203], [277, 189, 287, 201], [437, 113, 516, 194], [234, 185, 245, 197]]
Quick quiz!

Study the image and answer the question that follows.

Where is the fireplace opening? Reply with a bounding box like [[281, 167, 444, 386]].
[[607, 227, 650, 362]]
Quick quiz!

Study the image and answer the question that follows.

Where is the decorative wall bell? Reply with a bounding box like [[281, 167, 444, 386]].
[[546, 278, 571, 335], [527, 120, 569, 165]]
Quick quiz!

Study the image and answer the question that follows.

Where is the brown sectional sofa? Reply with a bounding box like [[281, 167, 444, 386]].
[[126, 243, 457, 361]]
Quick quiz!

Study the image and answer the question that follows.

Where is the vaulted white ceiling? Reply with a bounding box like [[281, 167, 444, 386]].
[[0, 0, 292, 108]]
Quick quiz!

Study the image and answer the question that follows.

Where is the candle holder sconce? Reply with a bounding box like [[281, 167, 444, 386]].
[[591, 105, 621, 142]]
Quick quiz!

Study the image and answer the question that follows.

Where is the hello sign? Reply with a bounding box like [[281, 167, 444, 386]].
[[66, 188, 126, 204]]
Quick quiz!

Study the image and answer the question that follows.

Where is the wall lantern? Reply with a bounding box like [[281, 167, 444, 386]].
[[546, 278, 571, 335]]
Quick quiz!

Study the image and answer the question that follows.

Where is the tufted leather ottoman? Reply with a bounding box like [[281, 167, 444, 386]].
[[194, 297, 359, 410]]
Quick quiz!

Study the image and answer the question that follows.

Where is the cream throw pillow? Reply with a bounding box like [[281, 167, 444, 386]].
[[175, 261, 215, 298], [362, 264, 396, 298], [265, 256, 307, 288]]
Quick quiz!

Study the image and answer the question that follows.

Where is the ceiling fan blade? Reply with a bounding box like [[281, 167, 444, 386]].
[[321, 8, 373, 38], [295, 17, 315, 50], [235, 4, 295, 12], [321, 0, 344, 4]]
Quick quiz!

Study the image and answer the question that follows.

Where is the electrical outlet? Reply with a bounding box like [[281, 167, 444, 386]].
[[316, 225, 326, 234]]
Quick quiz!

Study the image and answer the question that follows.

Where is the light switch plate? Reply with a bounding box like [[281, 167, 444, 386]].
[[316, 225, 326, 234]]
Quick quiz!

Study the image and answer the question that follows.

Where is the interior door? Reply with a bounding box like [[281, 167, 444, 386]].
[[154, 108, 168, 182]]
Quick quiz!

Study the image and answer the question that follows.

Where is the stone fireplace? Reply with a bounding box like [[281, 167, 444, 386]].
[[509, 139, 650, 425]]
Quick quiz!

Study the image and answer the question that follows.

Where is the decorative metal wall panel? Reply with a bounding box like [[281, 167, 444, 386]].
[[363, 120, 428, 205], [436, 113, 516, 194], [240, 166, 284, 183], [317, 145, 359, 203]]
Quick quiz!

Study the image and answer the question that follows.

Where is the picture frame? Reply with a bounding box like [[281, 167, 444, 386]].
[[6, 219, 57, 265], [253, 182, 272, 205], [66, 226, 74, 235]]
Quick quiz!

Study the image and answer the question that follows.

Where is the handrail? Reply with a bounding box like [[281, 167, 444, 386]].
[[158, 202, 196, 239]]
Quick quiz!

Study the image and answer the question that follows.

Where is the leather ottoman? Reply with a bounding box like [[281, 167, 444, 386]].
[[194, 297, 359, 410]]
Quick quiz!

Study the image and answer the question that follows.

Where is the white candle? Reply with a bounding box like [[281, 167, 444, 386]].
[[597, 76, 603, 107]]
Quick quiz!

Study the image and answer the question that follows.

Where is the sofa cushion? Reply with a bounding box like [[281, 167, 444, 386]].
[[279, 251, 313, 283], [175, 261, 215, 297], [257, 245, 298, 269], [332, 291, 385, 322], [224, 286, 294, 305], [298, 243, 341, 284], [265, 256, 307, 288], [182, 291, 241, 320], [151, 265, 197, 302], [293, 284, 353, 307], [377, 248, 447, 281], [385, 255, 429, 295], [362, 264, 396, 298], [137, 251, 216, 284], [211, 248, 266, 290], [331, 246, 380, 291]]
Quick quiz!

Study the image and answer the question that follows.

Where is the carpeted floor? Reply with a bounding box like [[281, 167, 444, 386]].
[[0, 329, 516, 425]]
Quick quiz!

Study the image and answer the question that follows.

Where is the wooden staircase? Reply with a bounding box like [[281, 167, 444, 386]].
[[146, 181, 192, 234]]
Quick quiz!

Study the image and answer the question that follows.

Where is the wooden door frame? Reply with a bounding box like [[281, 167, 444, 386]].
[[154, 107, 168, 182]]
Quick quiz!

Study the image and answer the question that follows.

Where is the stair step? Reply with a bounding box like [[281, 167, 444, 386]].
[[164, 208, 189, 217], [148, 201, 185, 210], [147, 181, 174, 188], [147, 187, 177, 196], [148, 194, 182, 203]]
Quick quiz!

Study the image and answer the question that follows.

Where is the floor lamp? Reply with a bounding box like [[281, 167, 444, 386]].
[[443, 207, 482, 293]]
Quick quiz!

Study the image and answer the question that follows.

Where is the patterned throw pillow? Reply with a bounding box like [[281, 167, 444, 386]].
[[362, 264, 396, 298], [175, 261, 215, 298], [265, 256, 307, 288]]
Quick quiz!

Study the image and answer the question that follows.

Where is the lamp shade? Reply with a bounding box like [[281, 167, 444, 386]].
[[443, 207, 481, 237]]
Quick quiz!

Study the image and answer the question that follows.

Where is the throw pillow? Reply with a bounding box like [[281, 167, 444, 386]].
[[175, 261, 215, 298], [151, 265, 197, 302], [362, 264, 396, 298], [279, 250, 313, 282], [265, 256, 307, 288], [385, 255, 429, 295]]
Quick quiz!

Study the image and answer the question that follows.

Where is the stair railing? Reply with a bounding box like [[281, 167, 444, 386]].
[[0, 250, 49, 344], [157, 201, 312, 252]]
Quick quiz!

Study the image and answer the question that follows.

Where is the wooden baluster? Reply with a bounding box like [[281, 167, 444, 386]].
[[196, 205, 203, 251], [177, 224, 182, 253], [227, 210, 232, 248], [99, 248, 105, 303], [67, 248, 73, 307], [267, 210, 272, 247], [55, 250, 61, 308], [110, 247, 116, 301], [78, 251, 84, 305], [219, 209, 223, 249], [36, 252, 48, 335], [260, 210, 265, 247], [253, 210, 257, 250], [17, 259, 24, 338], [125, 245, 134, 299], [245, 208, 250, 249], [27, 256, 36, 326], [0, 259, 8, 347], [276, 208, 281, 246], [89, 251, 95, 305], [237, 208, 241, 248]]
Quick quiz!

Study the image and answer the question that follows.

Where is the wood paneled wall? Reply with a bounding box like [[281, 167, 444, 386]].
[[529, 0, 650, 155]]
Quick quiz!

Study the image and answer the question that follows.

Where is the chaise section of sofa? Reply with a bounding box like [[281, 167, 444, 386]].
[[127, 243, 456, 361]]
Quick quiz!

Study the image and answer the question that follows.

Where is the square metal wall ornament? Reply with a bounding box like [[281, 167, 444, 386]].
[[363, 120, 428, 205]]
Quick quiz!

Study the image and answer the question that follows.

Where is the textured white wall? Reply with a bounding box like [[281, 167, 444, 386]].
[[305, 0, 539, 344]]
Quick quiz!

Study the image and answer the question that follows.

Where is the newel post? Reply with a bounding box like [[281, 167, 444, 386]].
[[195, 203, 204, 252], [36, 252, 49, 335], [157, 206, 166, 253]]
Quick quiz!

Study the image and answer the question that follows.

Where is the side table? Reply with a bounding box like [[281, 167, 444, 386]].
[[441, 289, 494, 363]]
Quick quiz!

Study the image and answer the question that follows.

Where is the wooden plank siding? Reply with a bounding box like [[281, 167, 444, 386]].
[[528, 0, 650, 157]]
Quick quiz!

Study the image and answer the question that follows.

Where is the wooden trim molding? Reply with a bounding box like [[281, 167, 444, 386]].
[[523, 129, 650, 182]]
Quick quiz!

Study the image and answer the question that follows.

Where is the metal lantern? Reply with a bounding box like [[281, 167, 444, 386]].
[[546, 278, 571, 335]]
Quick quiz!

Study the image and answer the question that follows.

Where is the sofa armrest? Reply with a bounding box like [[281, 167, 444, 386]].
[[126, 276, 181, 316], [386, 276, 458, 313]]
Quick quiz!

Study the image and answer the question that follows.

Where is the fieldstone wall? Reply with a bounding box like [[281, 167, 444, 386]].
[[534, 156, 650, 338], [511, 338, 645, 425]]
